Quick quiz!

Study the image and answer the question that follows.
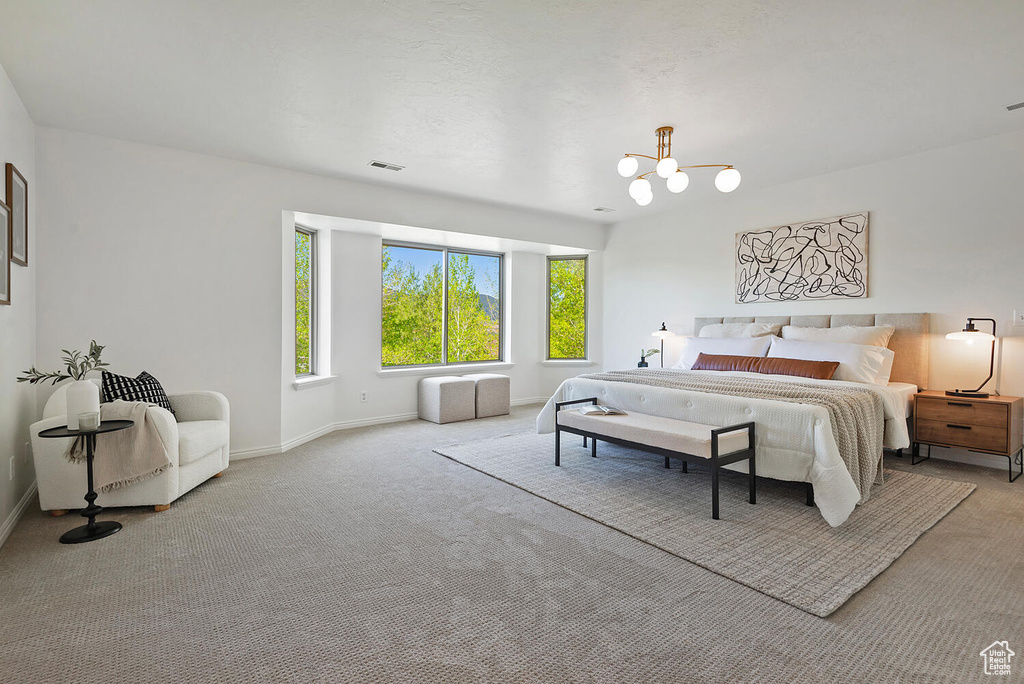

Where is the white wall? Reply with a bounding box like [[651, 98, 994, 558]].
[[604, 127, 1024, 466], [36, 128, 605, 455], [0, 62, 36, 543]]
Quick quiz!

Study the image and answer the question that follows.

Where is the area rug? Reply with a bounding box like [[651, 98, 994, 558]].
[[433, 431, 975, 617]]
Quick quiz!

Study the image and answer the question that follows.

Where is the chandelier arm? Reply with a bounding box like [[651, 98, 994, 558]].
[[624, 154, 658, 161], [675, 164, 735, 170]]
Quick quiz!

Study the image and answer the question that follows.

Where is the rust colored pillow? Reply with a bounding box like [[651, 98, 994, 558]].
[[691, 353, 839, 380]]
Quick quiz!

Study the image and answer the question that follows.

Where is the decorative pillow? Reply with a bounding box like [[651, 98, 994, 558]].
[[101, 370, 175, 415], [767, 337, 889, 385], [699, 322, 782, 338], [691, 353, 839, 380], [781, 324, 895, 348], [673, 336, 773, 371]]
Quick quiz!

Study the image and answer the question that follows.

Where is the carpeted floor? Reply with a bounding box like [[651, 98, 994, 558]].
[[0, 405, 1021, 683], [434, 432, 975, 617]]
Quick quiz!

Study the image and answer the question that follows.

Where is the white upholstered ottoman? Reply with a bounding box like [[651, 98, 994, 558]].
[[418, 376, 477, 424], [462, 373, 511, 418]]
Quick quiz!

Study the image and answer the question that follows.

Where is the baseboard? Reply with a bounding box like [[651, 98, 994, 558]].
[[511, 396, 547, 406], [232, 400, 547, 460], [231, 411, 420, 459], [0, 481, 38, 550]]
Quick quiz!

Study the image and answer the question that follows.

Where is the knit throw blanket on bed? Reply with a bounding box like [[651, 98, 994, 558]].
[[66, 400, 172, 493], [580, 370, 886, 502]]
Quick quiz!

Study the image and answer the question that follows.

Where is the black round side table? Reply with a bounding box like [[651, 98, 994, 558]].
[[38, 420, 135, 544]]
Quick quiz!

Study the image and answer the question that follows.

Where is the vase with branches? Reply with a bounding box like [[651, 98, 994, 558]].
[[19, 341, 110, 430], [638, 348, 660, 368]]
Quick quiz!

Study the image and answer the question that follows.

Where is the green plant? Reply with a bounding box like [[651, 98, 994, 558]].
[[641, 348, 660, 360], [17, 341, 110, 385]]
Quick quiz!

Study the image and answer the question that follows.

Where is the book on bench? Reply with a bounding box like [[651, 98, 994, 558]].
[[578, 405, 627, 416]]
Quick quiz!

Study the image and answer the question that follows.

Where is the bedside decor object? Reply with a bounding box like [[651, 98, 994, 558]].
[[735, 212, 869, 303], [0, 199, 9, 305], [38, 419, 134, 543], [638, 348, 659, 368], [913, 390, 1022, 481], [616, 126, 740, 207], [944, 317, 997, 398], [18, 341, 110, 430], [6, 163, 27, 267], [651, 323, 675, 368]]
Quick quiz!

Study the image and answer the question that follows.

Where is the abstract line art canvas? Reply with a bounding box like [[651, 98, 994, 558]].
[[735, 211, 868, 303]]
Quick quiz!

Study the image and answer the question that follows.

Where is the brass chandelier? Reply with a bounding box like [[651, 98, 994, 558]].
[[617, 126, 741, 206]]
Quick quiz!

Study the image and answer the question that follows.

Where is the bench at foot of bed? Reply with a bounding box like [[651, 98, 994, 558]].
[[554, 397, 756, 520]]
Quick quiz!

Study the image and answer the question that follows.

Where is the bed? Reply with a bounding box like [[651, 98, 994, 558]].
[[537, 313, 929, 527]]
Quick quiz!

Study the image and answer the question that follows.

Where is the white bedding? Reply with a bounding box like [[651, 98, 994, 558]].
[[537, 370, 911, 527], [888, 382, 918, 419]]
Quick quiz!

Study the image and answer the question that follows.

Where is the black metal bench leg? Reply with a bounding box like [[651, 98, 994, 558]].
[[749, 455, 756, 505], [591, 437, 597, 458], [664, 456, 670, 469], [583, 436, 587, 447], [681, 460, 688, 473], [555, 427, 560, 466], [711, 464, 720, 520], [805, 482, 814, 507]]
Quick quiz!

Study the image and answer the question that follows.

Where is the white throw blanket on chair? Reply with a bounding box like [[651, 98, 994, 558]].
[[66, 400, 173, 493]]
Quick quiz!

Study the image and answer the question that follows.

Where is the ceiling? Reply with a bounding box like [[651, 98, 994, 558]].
[[1, 0, 1022, 223]]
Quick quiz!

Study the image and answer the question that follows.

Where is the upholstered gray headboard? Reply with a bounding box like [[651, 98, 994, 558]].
[[693, 313, 929, 389]]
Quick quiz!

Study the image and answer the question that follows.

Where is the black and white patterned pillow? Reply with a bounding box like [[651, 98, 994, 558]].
[[101, 370, 175, 415]]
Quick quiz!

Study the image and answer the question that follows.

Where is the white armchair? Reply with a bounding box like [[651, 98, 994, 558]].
[[30, 379, 230, 514]]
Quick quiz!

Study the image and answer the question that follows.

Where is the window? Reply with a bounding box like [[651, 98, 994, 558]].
[[382, 243, 503, 367], [547, 256, 587, 360], [295, 227, 316, 375]]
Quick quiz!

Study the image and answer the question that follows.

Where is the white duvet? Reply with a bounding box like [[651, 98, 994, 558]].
[[536, 370, 910, 527]]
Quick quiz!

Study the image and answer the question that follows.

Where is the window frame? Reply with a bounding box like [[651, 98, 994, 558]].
[[381, 240, 505, 369], [295, 225, 318, 377], [546, 254, 588, 361]]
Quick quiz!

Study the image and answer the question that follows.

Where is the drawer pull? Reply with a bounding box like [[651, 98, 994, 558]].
[[947, 401, 972, 407], [946, 424, 972, 430]]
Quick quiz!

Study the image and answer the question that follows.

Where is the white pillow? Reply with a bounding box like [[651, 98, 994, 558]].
[[699, 322, 782, 338], [674, 336, 773, 370], [781, 324, 895, 348], [874, 348, 896, 385], [767, 337, 890, 385]]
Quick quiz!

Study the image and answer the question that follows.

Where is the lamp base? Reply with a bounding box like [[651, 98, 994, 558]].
[[945, 389, 990, 399]]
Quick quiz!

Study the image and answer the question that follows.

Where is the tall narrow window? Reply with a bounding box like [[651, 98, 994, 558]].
[[548, 256, 587, 360], [295, 227, 316, 375], [382, 243, 503, 367]]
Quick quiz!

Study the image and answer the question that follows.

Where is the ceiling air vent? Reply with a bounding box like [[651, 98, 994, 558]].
[[593, 207, 616, 213], [368, 160, 405, 171], [1007, 101, 1024, 112]]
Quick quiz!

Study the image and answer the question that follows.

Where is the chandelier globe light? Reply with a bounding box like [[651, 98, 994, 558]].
[[617, 156, 639, 177], [617, 126, 740, 206]]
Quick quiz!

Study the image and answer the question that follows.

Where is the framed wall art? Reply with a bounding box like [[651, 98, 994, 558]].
[[735, 211, 868, 303], [7, 162, 27, 267], [0, 200, 10, 305]]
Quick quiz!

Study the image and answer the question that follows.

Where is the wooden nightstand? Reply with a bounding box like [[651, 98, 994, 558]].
[[913, 390, 1023, 482]]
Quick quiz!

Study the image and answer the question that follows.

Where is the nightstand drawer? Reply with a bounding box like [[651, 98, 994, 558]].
[[915, 397, 1008, 428], [915, 418, 1007, 452]]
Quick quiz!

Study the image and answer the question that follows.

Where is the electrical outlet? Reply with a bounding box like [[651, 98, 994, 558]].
[[8, 455, 14, 481], [359, 390, 368, 403], [1014, 310, 1024, 327]]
